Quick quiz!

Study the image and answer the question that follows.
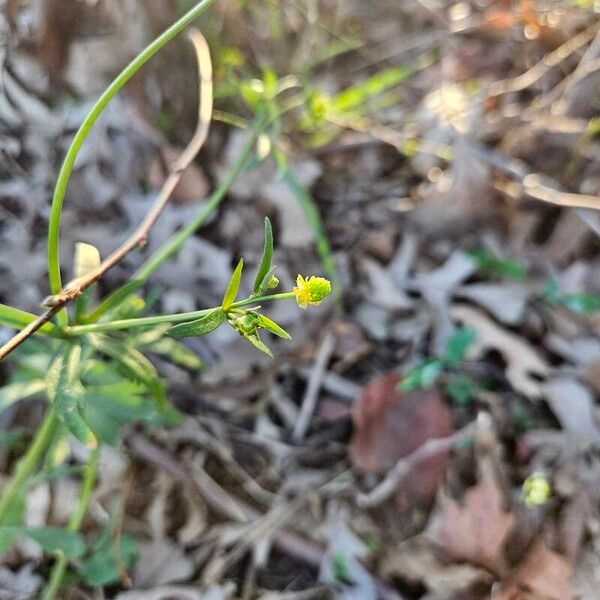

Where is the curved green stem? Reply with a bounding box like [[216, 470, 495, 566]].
[[47, 0, 218, 326], [43, 448, 100, 600], [0, 410, 59, 524], [66, 292, 295, 335]]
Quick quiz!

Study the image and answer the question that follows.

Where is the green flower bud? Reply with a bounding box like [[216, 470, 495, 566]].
[[234, 312, 259, 336]]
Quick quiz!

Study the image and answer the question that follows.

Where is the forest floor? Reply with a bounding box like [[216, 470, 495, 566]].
[[2, 1, 600, 598]]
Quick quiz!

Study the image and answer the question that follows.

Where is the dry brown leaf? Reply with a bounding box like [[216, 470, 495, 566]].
[[133, 540, 194, 588], [427, 474, 515, 575], [350, 373, 452, 500], [451, 304, 550, 399], [381, 536, 492, 595], [495, 540, 573, 600], [559, 491, 591, 564]]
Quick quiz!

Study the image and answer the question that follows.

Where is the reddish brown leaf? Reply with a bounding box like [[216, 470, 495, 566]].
[[427, 475, 515, 575], [496, 539, 573, 600], [349, 373, 452, 500]]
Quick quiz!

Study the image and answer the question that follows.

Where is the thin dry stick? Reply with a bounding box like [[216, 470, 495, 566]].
[[487, 22, 600, 97], [292, 331, 335, 442], [356, 423, 476, 509], [523, 174, 600, 210], [0, 29, 213, 363]]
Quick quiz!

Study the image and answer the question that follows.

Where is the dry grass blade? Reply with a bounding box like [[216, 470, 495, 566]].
[[0, 28, 213, 362], [522, 175, 600, 210], [293, 331, 335, 442], [488, 23, 600, 97]]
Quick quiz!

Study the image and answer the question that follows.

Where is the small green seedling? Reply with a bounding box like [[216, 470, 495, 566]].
[[399, 328, 480, 405]]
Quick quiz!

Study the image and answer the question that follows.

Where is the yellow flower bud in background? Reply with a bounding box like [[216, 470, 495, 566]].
[[293, 275, 332, 309], [523, 472, 551, 507]]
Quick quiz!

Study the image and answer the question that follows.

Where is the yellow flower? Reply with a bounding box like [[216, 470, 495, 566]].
[[523, 472, 551, 507], [293, 275, 332, 309]]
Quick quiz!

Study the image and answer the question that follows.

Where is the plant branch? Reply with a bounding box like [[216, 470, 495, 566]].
[[47, 0, 218, 320], [0, 410, 60, 524], [43, 448, 100, 600], [66, 293, 296, 335], [0, 29, 213, 364], [84, 114, 268, 324]]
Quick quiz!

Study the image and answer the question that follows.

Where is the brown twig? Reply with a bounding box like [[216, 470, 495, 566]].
[[292, 331, 335, 441], [487, 22, 600, 97], [356, 423, 476, 509], [0, 29, 213, 363]]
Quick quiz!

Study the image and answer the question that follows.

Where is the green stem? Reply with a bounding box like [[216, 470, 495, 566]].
[[47, 0, 219, 326], [0, 410, 59, 524], [84, 117, 266, 325], [66, 293, 295, 335], [43, 448, 100, 600]]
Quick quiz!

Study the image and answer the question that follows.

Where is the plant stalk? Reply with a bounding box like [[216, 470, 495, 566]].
[[43, 448, 100, 600], [67, 293, 296, 335], [47, 0, 219, 325], [84, 116, 267, 324], [0, 410, 60, 524]]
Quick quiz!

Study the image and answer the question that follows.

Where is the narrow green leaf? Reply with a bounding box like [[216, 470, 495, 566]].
[[544, 280, 600, 315], [88, 335, 165, 408], [222, 259, 244, 309], [45, 425, 71, 470], [83, 405, 121, 446], [256, 266, 278, 295], [399, 360, 444, 392], [444, 328, 476, 366], [0, 380, 46, 414], [84, 279, 145, 323], [79, 533, 138, 587], [47, 347, 98, 449], [281, 167, 337, 293], [85, 387, 179, 426], [446, 375, 478, 406], [147, 337, 205, 371], [466, 249, 527, 280], [1, 527, 85, 557], [0, 491, 25, 548], [253, 218, 274, 294], [244, 331, 273, 358], [168, 309, 225, 339], [257, 314, 291, 340], [0, 303, 57, 336], [331, 64, 413, 113]]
